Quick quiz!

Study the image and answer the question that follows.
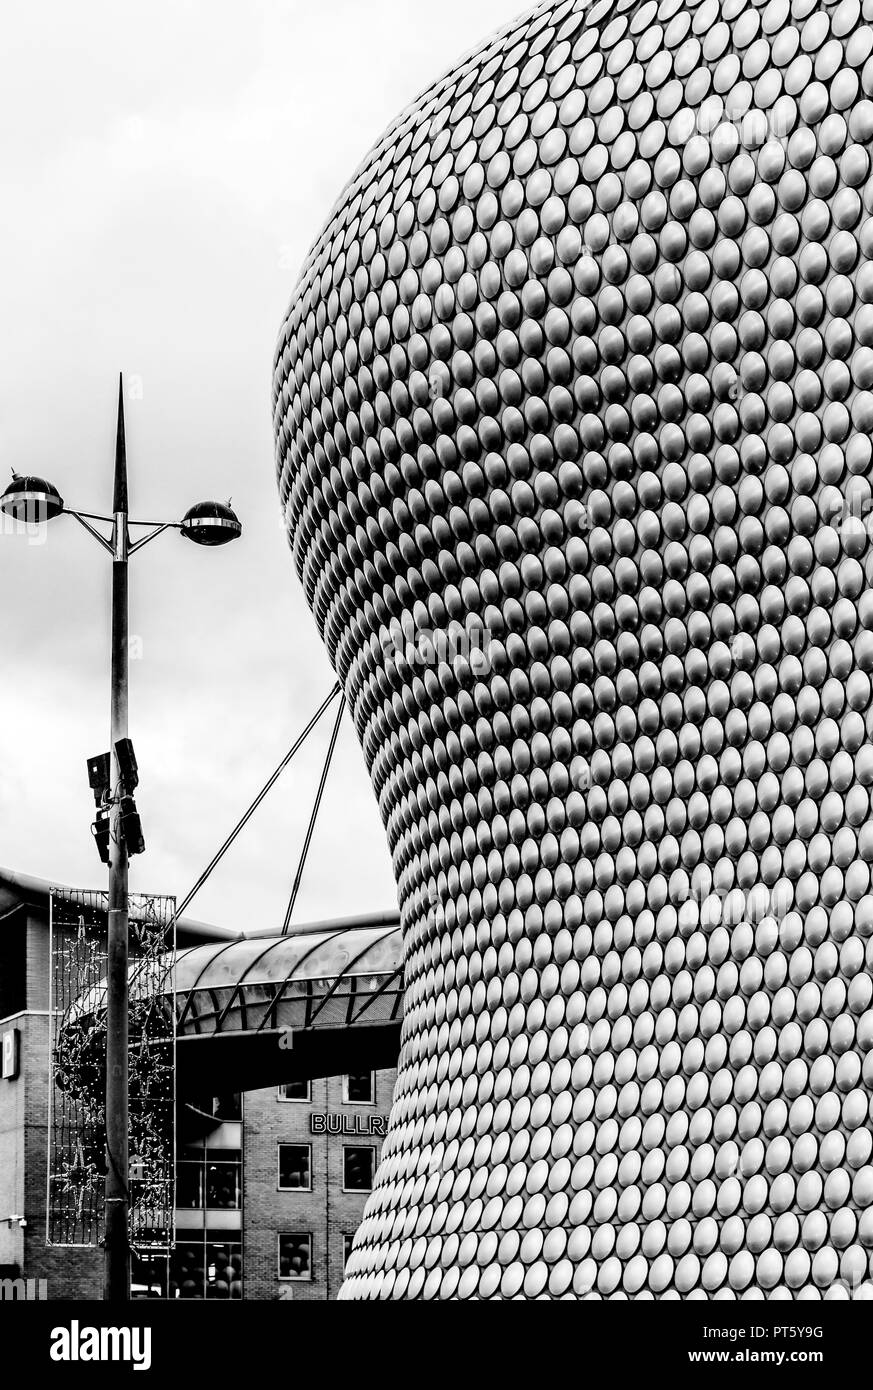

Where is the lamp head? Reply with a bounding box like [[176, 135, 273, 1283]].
[[0, 474, 64, 524], [180, 500, 242, 547]]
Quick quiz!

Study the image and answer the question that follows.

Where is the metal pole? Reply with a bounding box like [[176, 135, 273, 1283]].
[[281, 692, 346, 934], [104, 375, 130, 1302]]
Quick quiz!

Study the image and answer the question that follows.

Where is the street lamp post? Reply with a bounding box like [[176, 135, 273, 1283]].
[[105, 382, 131, 1305], [1, 376, 242, 1302]]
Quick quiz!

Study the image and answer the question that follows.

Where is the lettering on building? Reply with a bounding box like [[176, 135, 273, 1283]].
[[1, 1028, 18, 1081], [309, 1112, 387, 1137]]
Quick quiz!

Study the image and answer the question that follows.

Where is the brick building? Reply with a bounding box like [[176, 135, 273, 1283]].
[[0, 868, 399, 1301], [131, 1066, 396, 1300], [0, 871, 112, 1300], [1, 1009, 102, 1300], [242, 1067, 395, 1300]]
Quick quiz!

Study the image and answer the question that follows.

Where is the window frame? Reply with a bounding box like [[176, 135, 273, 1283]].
[[204, 1156, 242, 1210], [342, 1070, 376, 1106], [277, 1080, 312, 1103], [175, 1146, 241, 1213], [169, 1237, 243, 1300], [341, 1144, 376, 1193], [277, 1142, 313, 1193], [277, 1231, 313, 1282]]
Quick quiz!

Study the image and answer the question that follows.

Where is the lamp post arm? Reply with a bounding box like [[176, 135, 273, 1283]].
[[62, 511, 184, 556], [72, 508, 116, 524], [65, 509, 116, 555], [128, 522, 181, 556]]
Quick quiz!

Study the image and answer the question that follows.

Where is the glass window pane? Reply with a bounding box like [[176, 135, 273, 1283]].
[[343, 1146, 374, 1191], [170, 1243, 205, 1300], [131, 1253, 168, 1299], [176, 1161, 204, 1209], [278, 1143, 311, 1190], [167, 1241, 242, 1301], [213, 1094, 242, 1121], [278, 1232, 312, 1280], [344, 1072, 374, 1103], [205, 1243, 242, 1299], [278, 1080, 310, 1101], [206, 1161, 241, 1209]]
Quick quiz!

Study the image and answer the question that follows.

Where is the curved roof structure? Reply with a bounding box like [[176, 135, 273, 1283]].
[[175, 917, 402, 1032], [174, 915, 404, 1091]]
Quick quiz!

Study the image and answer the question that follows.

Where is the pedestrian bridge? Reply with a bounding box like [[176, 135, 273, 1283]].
[[170, 911, 404, 1094]]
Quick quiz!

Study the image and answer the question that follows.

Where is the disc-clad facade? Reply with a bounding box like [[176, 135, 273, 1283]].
[[273, 0, 873, 1298]]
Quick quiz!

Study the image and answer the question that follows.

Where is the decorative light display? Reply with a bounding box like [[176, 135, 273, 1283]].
[[48, 890, 109, 1246], [48, 888, 176, 1251], [128, 895, 177, 1250]]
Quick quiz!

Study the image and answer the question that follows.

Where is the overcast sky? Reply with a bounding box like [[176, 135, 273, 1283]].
[[0, 0, 520, 932]]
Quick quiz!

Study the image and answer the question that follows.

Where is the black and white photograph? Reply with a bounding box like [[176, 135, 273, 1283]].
[[0, 0, 871, 1366]]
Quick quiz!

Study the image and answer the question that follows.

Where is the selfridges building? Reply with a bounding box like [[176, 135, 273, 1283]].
[[272, 0, 873, 1299]]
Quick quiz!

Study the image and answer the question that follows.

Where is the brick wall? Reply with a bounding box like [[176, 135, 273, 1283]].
[[0, 1009, 102, 1299], [0, 907, 102, 1297], [26, 910, 50, 1011], [0, 1010, 27, 1272]]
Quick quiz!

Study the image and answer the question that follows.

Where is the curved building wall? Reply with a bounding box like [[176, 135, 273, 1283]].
[[272, 0, 873, 1299]]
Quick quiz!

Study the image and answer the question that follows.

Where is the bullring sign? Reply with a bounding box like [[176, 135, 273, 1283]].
[[310, 1112, 386, 1137]]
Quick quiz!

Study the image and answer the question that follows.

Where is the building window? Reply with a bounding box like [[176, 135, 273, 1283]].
[[278, 1080, 311, 1102], [178, 1092, 241, 1123], [205, 1159, 241, 1209], [175, 1146, 241, 1211], [343, 1146, 375, 1192], [211, 1094, 242, 1121], [205, 1242, 242, 1299], [278, 1143, 312, 1191], [169, 1239, 242, 1299], [176, 1160, 204, 1209], [343, 1071, 375, 1105], [278, 1232, 312, 1281], [342, 1234, 355, 1272], [131, 1252, 169, 1300]]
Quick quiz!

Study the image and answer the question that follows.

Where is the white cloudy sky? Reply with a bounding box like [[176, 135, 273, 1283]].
[[0, 0, 520, 932]]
